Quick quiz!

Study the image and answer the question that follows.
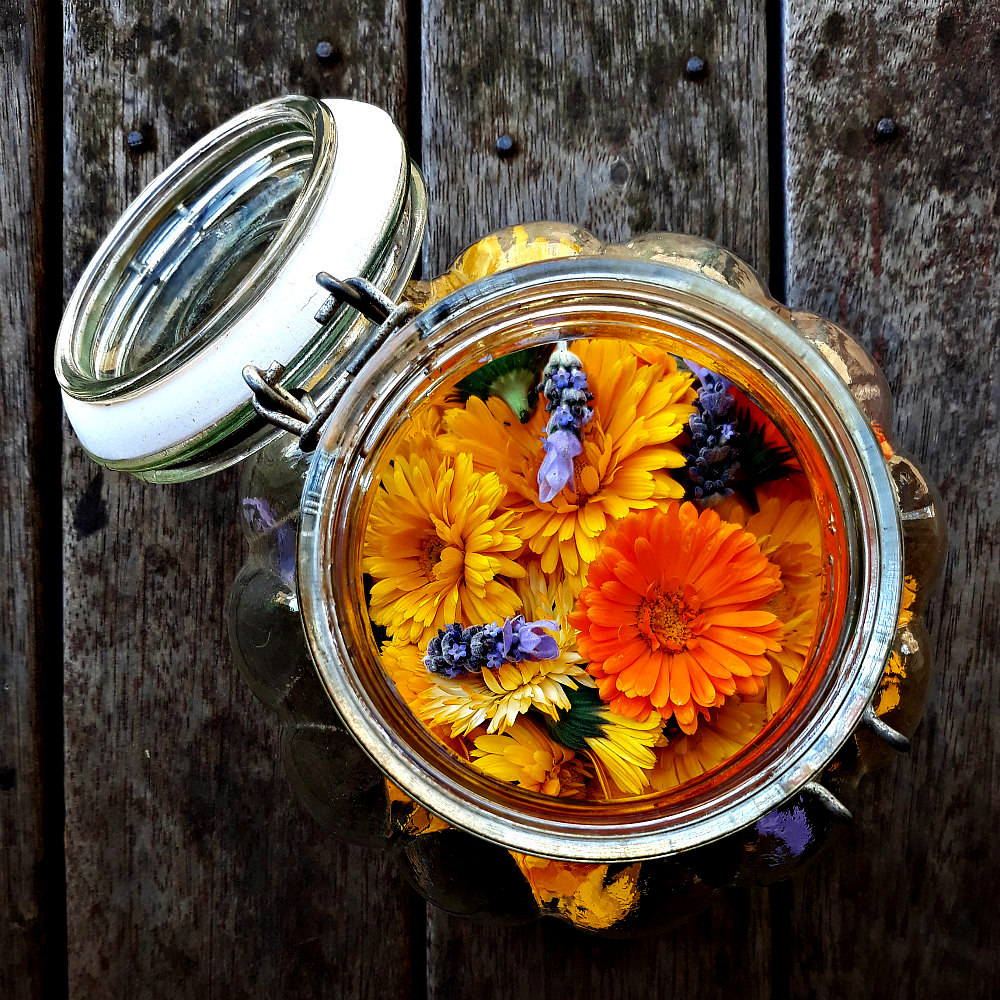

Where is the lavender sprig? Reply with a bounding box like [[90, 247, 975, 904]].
[[683, 364, 739, 502], [423, 616, 560, 679], [537, 344, 593, 503]]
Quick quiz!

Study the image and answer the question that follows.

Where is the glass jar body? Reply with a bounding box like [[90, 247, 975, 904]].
[[228, 225, 945, 932]]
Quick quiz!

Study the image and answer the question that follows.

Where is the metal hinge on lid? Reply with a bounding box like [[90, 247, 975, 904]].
[[243, 273, 419, 453]]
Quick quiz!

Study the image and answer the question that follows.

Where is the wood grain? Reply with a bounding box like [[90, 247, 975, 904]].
[[428, 888, 771, 1000], [61, 1, 415, 997], [1, 0, 59, 996], [420, 0, 770, 277], [783, 1, 1000, 996], [419, 1, 773, 993]]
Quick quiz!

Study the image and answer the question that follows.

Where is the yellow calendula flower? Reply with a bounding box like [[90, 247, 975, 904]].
[[760, 579, 821, 718], [470, 716, 587, 797], [650, 697, 767, 792], [514, 556, 578, 634], [379, 637, 435, 708], [717, 485, 823, 586], [391, 403, 444, 464], [379, 638, 473, 757], [364, 450, 526, 645], [441, 338, 696, 587], [630, 344, 682, 369], [418, 643, 592, 737], [545, 686, 662, 797]]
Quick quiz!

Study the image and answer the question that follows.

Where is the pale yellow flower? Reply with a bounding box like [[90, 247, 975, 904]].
[[418, 642, 591, 737], [650, 697, 767, 791], [470, 716, 587, 796]]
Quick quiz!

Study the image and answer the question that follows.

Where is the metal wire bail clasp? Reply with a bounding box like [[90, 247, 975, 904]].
[[243, 272, 419, 453]]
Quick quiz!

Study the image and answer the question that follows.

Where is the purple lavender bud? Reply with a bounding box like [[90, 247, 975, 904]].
[[554, 403, 576, 428], [536, 345, 594, 503], [514, 618, 560, 659], [683, 363, 740, 503], [538, 429, 582, 503], [684, 360, 733, 393], [501, 617, 514, 656], [423, 616, 561, 678]]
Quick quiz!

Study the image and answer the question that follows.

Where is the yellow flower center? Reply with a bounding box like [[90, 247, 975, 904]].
[[637, 586, 700, 651], [766, 583, 796, 624], [418, 534, 447, 578], [571, 454, 595, 505]]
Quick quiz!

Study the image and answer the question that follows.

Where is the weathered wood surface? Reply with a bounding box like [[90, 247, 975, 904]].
[[420, 1, 773, 997], [61, 2, 415, 998], [1, 0, 997, 996], [1, 1, 59, 998], [421, 0, 770, 277], [783, 2, 1000, 996]]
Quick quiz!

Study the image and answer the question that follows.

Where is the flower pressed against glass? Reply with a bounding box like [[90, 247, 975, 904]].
[[899, 575, 917, 628], [569, 501, 784, 733]]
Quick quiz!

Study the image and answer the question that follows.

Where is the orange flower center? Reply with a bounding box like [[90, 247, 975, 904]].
[[637, 585, 701, 651], [418, 534, 446, 578]]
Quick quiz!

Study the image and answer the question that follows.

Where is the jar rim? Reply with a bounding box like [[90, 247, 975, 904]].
[[298, 257, 903, 861]]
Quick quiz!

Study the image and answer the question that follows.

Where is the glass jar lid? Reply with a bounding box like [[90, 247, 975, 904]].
[[56, 96, 426, 481]]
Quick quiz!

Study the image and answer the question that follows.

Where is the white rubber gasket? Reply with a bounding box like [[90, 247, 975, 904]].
[[59, 99, 407, 465]]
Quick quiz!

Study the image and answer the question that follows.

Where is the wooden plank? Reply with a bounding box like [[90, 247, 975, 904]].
[[61, 2, 416, 997], [0, 1, 60, 997], [420, 0, 770, 276], [420, 0, 773, 991], [783, 2, 1000, 996]]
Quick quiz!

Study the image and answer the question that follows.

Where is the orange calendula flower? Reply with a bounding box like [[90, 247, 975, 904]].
[[569, 502, 784, 733], [364, 451, 526, 645], [441, 339, 696, 587], [470, 716, 587, 796]]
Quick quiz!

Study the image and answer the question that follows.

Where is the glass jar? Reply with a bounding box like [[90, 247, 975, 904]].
[[57, 98, 946, 934]]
